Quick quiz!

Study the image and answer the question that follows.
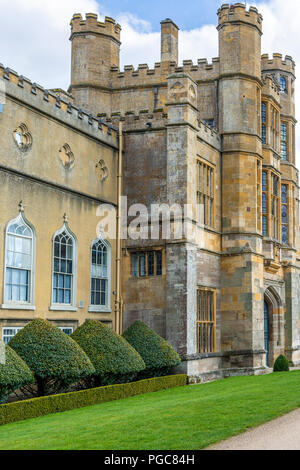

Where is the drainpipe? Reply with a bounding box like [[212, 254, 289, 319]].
[[115, 121, 123, 334]]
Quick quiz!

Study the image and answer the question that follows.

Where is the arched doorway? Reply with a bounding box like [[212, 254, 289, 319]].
[[264, 286, 284, 368], [264, 300, 270, 366]]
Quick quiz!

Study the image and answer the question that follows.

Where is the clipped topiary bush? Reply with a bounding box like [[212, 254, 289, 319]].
[[71, 320, 145, 386], [9, 319, 95, 396], [273, 354, 290, 372], [0, 344, 34, 403], [122, 321, 181, 378]]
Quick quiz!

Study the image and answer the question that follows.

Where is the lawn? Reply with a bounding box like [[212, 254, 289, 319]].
[[1, 371, 300, 450]]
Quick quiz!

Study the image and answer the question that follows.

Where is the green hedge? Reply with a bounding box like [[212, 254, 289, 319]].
[[0, 374, 187, 426]]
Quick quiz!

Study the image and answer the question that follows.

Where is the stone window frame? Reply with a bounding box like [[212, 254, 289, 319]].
[[281, 121, 288, 161], [2, 325, 74, 344], [196, 287, 216, 354], [281, 183, 288, 245], [271, 106, 279, 151], [271, 173, 280, 240], [262, 169, 281, 241], [197, 158, 215, 229], [280, 75, 288, 94], [261, 101, 267, 144], [2, 212, 36, 311], [88, 238, 112, 313], [131, 250, 163, 279], [2, 327, 23, 344], [49, 223, 77, 312]]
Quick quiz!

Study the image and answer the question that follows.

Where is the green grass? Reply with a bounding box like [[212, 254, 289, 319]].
[[1, 371, 300, 450]]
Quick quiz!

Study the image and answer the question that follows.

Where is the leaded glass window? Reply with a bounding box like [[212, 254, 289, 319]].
[[262, 171, 268, 236], [2, 327, 23, 344], [281, 123, 288, 160], [5, 215, 34, 304], [280, 76, 287, 93], [197, 160, 214, 228], [197, 289, 216, 353], [271, 174, 279, 239], [261, 102, 267, 144], [281, 184, 288, 244], [90, 239, 109, 307], [131, 251, 163, 278], [52, 230, 74, 305]]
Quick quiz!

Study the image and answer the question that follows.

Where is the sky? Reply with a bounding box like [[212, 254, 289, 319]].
[[0, 0, 299, 158]]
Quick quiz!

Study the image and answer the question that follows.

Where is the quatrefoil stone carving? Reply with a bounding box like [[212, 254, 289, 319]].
[[96, 159, 108, 182], [59, 144, 75, 170], [13, 123, 33, 152]]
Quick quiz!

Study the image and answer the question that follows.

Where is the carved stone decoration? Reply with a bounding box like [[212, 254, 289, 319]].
[[170, 81, 184, 100], [59, 144, 75, 170], [13, 123, 33, 152], [96, 159, 108, 182], [189, 85, 196, 103]]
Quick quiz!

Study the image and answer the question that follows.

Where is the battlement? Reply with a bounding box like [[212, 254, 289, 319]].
[[198, 120, 221, 150], [99, 109, 168, 133], [262, 74, 280, 104], [217, 3, 263, 33], [0, 64, 118, 145], [261, 53, 295, 75], [99, 109, 167, 123], [70, 13, 121, 43], [109, 57, 220, 87], [97, 110, 221, 149]]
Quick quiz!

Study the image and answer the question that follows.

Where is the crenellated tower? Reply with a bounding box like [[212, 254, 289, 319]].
[[68, 13, 121, 114], [218, 3, 266, 368]]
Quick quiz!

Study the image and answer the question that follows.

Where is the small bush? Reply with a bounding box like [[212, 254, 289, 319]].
[[0, 374, 187, 426], [0, 345, 34, 403], [71, 320, 145, 386], [9, 319, 95, 396], [273, 355, 290, 372], [122, 321, 181, 378]]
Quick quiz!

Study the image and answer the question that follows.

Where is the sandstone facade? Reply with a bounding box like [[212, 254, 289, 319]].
[[0, 3, 299, 381]]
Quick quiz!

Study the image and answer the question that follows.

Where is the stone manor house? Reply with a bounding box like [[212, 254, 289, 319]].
[[0, 3, 299, 381]]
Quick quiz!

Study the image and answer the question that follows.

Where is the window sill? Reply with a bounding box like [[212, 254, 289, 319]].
[[49, 305, 78, 312], [1, 304, 36, 311], [88, 306, 111, 313], [131, 275, 163, 280]]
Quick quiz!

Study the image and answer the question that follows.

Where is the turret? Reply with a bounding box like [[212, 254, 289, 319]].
[[218, 3, 262, 135], [69, 13, 121, 113], [160, 19, 179, 65], [218, 4, 266, 366], [261, 53, 296, 164]]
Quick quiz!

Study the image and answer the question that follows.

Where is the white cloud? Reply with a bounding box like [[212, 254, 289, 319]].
[[0, 0, 101, 87], [0, 0, 298, 159]]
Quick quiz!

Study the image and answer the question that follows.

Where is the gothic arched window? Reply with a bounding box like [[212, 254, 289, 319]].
[[4, 213, 35, 307], [51, 225, 77, 309], [89, 239, 111, 312]]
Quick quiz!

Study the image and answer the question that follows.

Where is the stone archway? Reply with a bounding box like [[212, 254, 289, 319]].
[[264, 286, 284, 367]]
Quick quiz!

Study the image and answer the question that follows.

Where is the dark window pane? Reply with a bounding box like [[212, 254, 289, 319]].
[[156, 252, 162, 276], [262, 216, 267, 236], [282, 226, 288, 244], [139, 255, 146, 277], [281, 184, 287, 203], [262, 171, 267, 191], [280, 76, 287, 93], [281, 206, 287, 223], [148, 252, 154, 276]]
